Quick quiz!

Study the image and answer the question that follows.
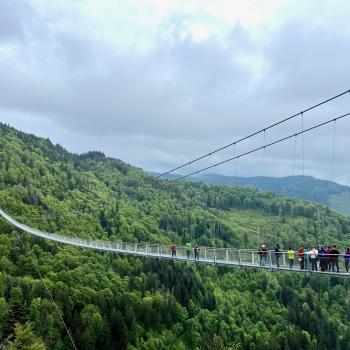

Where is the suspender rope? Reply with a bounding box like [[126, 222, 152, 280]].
[[233, 143, 237, 183], [261, 130, 265, 211], [235, 146, 238, 179], [301, 112, 305, 176], [293, 134, 297, 176], [209, 153, 212, 184], [263, 129, 267, 177], [331, 119, 337, 180], [261, 131, 265, 176]]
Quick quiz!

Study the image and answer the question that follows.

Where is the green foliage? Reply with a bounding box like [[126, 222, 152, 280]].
[[1, 123, 350, 349], [329, 192, 350, 216], [5, 322, 46, 350], [189, 173, 350, 215]]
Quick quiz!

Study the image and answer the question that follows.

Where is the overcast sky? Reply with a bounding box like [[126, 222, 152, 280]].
[[1, 0, 350, 184]]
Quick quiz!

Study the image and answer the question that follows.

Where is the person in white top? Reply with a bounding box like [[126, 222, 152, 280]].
[[309, 247, 319, 271]]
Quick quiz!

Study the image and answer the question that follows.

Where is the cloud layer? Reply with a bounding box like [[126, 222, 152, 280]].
[[1, 0, 350, 184]]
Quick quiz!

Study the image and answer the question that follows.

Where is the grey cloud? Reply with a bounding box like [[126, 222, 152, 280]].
[[261, 21, 350, 105], [0, 0, 34, 42], [0, 4, 350, 183], [0, 19, 253, 140]]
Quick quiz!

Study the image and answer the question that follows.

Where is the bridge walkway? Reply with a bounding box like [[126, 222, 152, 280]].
[[0, 209, 348, 278]]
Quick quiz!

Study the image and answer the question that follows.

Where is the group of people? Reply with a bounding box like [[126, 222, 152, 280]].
[[259, 244, 350, 273], [169, 241, 350, 273], [171, 242, 200, 260]]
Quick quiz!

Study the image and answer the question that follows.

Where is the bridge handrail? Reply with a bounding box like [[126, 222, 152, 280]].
[[0, 208, 349, 278]]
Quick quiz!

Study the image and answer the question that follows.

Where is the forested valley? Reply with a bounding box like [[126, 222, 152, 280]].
[[1, 122, 350, 350]]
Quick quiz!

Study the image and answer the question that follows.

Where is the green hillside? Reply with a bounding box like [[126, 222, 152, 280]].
[[1, 123, 350, 349], [329, 192, 350, 215], [179, 173, 350, 215]]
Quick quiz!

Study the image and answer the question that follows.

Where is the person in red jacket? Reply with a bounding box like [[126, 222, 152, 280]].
[[298, 245, 304, 269], [259, 244, 268, 266], [325, 246, 332, 271]]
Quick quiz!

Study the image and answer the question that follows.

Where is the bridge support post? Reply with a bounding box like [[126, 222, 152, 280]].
[[116, 242, 119, 251], [158, 245, 160, 255], [239, 250, 241, 266], [252, 251, 254, 265], [269, 251, 272, 270], [146, 244, 148, 254], [226, 250, 229, 261], [205, 248, 207, 260], [135, 244, 137, 253]]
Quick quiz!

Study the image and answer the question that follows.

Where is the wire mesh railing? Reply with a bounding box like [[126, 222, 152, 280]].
[[0, 208, 349, 277]]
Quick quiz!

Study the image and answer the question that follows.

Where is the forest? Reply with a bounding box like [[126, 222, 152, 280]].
[[1, 122, 350, 349]]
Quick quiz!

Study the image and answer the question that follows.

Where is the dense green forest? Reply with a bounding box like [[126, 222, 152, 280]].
[[151, 172, 350, 215], [1, 122, 350, 349]]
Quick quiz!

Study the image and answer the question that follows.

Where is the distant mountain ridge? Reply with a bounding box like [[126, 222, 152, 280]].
[[150, 172, 350, 215]]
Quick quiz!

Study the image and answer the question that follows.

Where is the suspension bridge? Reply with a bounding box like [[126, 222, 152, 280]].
[[2, 89, 350, 280], [1, 208, 349, 278]]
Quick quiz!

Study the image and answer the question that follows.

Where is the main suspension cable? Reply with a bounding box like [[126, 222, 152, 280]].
[[158, 89, 350, 178], [173, 112, 350, 181]]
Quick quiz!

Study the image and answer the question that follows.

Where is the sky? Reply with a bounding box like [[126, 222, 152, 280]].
[[1, 0, 350, 184]]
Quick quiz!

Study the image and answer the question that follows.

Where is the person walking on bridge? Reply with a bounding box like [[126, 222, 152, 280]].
[[304, 246, 309, 270], [259, 244, 268, 266], [298, 245, 304, 269], [185, 242, 191, 259], [344, 247, 350, 273], [288, 247, 295, 269], [194, 244, 200, 260], [171, 242, 177, 258], [316, 245, 321, 270], [330, 245, 340, 273], [274, 244, 281, 267], [319, 246, 326, 271], [309, 247, 318, 271], [326, 246, 332, 271]]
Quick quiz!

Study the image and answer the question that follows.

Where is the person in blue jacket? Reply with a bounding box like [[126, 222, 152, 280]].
[[304, 246, 309, 270], [318, 246, 326, 271]]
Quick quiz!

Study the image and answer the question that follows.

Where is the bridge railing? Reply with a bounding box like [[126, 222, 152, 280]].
[[1, 208, 349, 276]]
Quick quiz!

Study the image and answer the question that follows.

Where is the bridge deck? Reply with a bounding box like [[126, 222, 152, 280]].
[[0, 209, 349, 278]]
